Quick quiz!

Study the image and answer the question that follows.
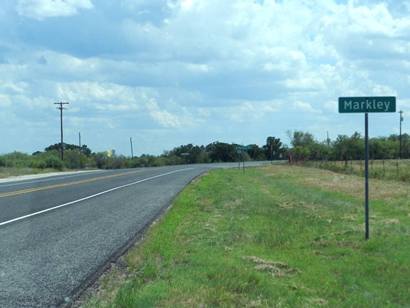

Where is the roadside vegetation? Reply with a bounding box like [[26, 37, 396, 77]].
[[287, 131, 410, 182], [84, 165, 409, 307], [0, 137, 285, 176], [287, 131, 410, 162], [0, 151, 66, 178], [0, 167, 60, 179], [2, 130, 409, 177]]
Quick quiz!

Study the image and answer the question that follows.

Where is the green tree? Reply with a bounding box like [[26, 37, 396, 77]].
[[333, 132, 364, 161], [288, 131, 317, 161], [265, 137, 282, 160], [289, 131, 315, 148], [206, 142, 237, 162], [45, 143, 92, 156], [292, 146, 311, 161], [246, 144, 266, 160]]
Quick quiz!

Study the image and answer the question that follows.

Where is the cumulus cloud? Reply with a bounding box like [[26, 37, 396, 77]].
[[145, 99, 183, 128], [0, 0, 409, 154], [16, 0, 93, 20]]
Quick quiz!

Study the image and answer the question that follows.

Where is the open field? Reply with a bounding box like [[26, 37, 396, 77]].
[[305, 159, 410, 182], [85, 165, 410, 307]]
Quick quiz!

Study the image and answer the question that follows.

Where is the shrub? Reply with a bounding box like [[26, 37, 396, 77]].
[[45, 156, 64, 170], [63, 150, 88, 169], [29, 159, 47, 169]]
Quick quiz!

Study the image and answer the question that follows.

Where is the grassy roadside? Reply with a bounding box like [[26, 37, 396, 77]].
[[85, 165, 410, 307], [0, 167, 61, 179]]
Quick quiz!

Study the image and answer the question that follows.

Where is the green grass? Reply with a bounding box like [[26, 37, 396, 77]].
[[0, 167, 60, 178], [86, 165, 410, 307]]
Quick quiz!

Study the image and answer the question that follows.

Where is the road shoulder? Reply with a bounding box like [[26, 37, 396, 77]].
[[0, 169, 101, 184]]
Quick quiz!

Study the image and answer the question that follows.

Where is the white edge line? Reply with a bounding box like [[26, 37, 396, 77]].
[[0, 168, 194, 228]]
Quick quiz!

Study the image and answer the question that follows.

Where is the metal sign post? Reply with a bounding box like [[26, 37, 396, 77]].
[[338, 96, 396, 240], [237, 145, 249, 173], [399, 110, 404, 159], [236, 149, 242, 170], [364, 112, 369, 239]]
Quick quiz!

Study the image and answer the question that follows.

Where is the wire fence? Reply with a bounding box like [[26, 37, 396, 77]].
[[303, 159, 410, 182]]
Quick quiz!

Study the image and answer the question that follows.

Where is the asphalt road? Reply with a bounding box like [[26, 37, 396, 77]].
[[0, 162, 271, 307]]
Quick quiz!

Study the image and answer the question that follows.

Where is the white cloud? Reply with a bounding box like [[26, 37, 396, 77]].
[[185, 63, 211, 73], [228, 100, 282, 122], [145, 99, 182, 128], [324, 101, 337, 112], [55, 82, 138, 103], [179, 0, 194, 11], [0, 94, 12, 107], [1, 0, 410, 154], [55, 81, 195, 128], [292, 101, 320, 114], [16, 0, 93, 20]]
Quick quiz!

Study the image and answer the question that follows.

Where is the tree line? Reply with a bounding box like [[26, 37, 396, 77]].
[[288, 131, 410, 162], [0, 137, 285, 170], [1, 131, 408, 170]]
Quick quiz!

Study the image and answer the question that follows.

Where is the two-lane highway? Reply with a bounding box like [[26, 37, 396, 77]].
[[0, 167, 192, 226], [0, 162, 271, 307]]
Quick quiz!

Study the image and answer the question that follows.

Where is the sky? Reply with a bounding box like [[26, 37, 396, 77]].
[[1, 0, 410, 155]]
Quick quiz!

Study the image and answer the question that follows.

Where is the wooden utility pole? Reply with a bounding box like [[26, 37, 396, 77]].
[[130, 137, 134, 159], [54, 102, 69, 160]]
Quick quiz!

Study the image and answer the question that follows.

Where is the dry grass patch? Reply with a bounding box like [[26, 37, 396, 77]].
[[262, 165, 410, 200], [223, 198, 242, 209], [243, 256, 300, 278], [380, 218, 400, 225], [307, 297, 328, 306]]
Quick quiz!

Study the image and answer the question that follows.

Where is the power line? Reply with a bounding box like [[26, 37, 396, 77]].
[[54, 102, 69, 160]]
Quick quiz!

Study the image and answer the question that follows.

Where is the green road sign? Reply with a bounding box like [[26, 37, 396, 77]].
[[339, 96, 396, 113], [237, 145, 251, 151], [338, 95, 396, 239]]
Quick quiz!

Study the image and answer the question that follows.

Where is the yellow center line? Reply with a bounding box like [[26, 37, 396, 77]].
[[0, 171, 140, 198]]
